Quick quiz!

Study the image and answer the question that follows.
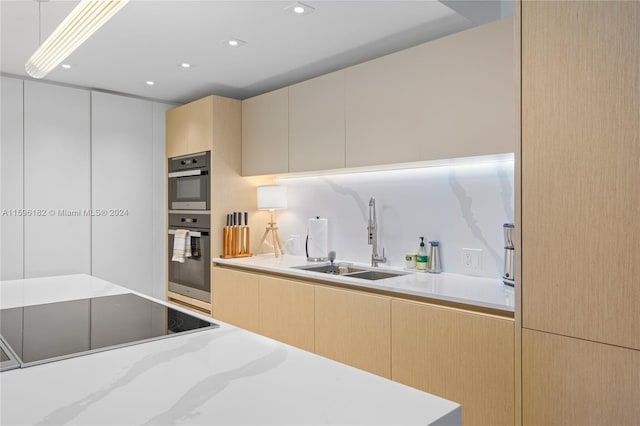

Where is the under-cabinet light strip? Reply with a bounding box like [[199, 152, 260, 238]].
[[25, 0, 129, 79]]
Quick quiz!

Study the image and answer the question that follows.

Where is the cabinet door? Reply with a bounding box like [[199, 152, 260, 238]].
[[186, 96, 213, 154], [345, 17, 513, 167], [315, 286, 391, 378], [392, 300, 514, 426], [522, 0, 640, 350], [23, 81, 91, 278], [166, 102, 190, 158], [91, 92, 153, 295], [289, 71, 345, 172], [0, 77, 24, 280], [259, 275, 314, 352], [212, 267, 259, 333], [523, 329, 640, 426], [166, 96, 212, 158], [241, 88, 289, 176]]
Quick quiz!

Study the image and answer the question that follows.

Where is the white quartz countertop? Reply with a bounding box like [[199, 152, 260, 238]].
[[0, 274, 461, 426], [213, 255, 514, 313]]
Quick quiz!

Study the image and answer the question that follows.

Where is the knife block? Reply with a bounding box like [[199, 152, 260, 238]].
[[221, 226, 252, 259]]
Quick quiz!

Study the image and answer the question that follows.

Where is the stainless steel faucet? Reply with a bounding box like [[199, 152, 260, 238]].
[[368, 197, 386, 267]]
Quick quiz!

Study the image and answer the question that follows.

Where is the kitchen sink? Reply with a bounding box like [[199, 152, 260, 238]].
[[291, 263, 407, 280], [292, 263, 367, 275], [345, 270, 407, 280]]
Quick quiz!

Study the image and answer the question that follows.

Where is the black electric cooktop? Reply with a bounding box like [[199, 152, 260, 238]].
[[0, 293, 218, 370]]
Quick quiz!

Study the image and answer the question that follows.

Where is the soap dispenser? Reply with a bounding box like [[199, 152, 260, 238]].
[[416, 237, 429, 271]]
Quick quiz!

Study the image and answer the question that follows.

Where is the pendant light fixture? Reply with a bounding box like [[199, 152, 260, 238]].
[[25, 0, 129, 79]]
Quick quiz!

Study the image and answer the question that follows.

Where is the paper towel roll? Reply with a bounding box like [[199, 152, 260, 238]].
[[307, 217, 328, 261]]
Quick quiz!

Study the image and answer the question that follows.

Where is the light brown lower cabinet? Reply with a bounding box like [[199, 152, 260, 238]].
[[212, 266, 515, 423], [258, 275, 315, 352], [391, 299, 514, 426], [211, 267, 259, 333], [314, 285, 391, 378], [522, 328, 640, 426]]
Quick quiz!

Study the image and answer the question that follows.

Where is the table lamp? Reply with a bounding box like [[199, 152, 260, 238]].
[[256, 185, 287, 257]]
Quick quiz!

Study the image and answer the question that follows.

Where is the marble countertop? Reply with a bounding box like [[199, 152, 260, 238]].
[[213, 255, 515, 313], [0, 274, 461, 426]]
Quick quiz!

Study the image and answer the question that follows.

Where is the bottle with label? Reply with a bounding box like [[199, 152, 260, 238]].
[[416, 237, 429, 271]]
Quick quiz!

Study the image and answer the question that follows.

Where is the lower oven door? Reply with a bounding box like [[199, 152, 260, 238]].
[[168, 230, 211, 303]]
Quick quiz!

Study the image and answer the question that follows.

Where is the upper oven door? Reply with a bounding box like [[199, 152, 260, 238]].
[[168, 173, 209, 210]]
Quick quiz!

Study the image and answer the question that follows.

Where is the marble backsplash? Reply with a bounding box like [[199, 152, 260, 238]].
[[270, 157, 514, 278]]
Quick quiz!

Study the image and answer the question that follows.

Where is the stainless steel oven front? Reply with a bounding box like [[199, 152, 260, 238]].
[[168, 213, 211, 303], [168, 152, 210, 211]]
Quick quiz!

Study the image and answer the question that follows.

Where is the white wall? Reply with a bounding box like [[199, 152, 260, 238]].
[[275, 158, 514, 278]]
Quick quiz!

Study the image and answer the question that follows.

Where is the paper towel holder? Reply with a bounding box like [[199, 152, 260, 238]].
[[256, 185, 287, 257], [306, 216, 329, 262]]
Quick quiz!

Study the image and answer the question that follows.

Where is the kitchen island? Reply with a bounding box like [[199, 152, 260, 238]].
[[0, 274, 461, 426]]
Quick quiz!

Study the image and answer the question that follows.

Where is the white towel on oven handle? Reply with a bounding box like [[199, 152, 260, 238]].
[[171, 229, 192, 263]]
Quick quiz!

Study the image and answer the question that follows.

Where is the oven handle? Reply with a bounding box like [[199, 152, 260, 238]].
[[168, 229, 209, 237], [168, 170, 202, 178]]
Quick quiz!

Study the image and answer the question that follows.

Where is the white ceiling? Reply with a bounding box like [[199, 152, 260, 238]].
[[0, 0, 509, 104]]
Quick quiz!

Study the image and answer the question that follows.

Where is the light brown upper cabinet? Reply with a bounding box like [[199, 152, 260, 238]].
[[242, 88, 289, 176], [289, 70, 346, 172], [166, 96, 212, 158], [345, 17, 514, 167]]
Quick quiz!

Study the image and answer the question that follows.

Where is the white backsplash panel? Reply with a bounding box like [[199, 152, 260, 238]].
[[274, 157, 514, 278]]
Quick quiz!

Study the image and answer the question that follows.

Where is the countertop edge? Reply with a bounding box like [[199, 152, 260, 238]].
[[212, 256, 515, 315]]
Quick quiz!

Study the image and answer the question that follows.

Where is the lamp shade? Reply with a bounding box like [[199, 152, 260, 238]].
[[257, 185, 287, 210]]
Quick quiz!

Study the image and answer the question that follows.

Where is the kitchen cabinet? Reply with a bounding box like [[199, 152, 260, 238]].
[[258, 275, 315, 352], [166, 96, 212, 158], [91, 92, 154, 296], [314, 285, 391, 378], [23, 81, 91, 278], [241, 87, 289, 176], [289, 71, 345, 172], [345, 17, 514, 168], [392, 299, 514, 426], [522, 0, 640, 352], [520, 2, 640, 424], [0, 77, 24, 280], [522, 329, 640, 425], [212, 267, 259, 333]]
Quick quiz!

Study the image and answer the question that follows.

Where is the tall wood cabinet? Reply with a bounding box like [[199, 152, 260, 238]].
[[521, 2, 640, 424]]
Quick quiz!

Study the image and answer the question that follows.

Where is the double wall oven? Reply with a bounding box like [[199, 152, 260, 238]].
[[168, 152, 211, 304]]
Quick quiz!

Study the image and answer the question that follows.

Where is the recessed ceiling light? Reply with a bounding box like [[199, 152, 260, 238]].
[[285, 2, 315, 16], [146, 80, 155, 86], [180, 63, 191, 68], [61, 64, 71, 69], [225, 39, 246, 47]]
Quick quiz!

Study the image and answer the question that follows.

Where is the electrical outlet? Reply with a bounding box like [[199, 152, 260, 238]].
[[462, 248, 483, 273]]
